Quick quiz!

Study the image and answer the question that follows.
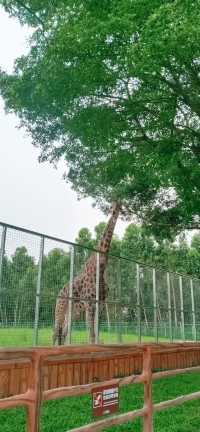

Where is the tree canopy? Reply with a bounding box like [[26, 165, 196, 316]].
[[1, 0, 200, 236]]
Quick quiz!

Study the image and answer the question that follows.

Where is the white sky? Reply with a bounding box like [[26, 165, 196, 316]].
[[0, 8, 127, 242]]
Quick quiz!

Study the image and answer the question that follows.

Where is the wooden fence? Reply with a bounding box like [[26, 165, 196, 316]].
[[1, 343, 200, 431]]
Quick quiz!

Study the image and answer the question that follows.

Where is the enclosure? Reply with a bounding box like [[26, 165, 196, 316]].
[[0, 221, 200, 347]]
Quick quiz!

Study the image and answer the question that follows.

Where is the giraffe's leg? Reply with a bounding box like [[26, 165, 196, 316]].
[[62, 317, 68, 345], [87, 305, 96, 344], [52, 320, 62, 346], [85, 309, 89, 331], [52, 328, 57, 345]]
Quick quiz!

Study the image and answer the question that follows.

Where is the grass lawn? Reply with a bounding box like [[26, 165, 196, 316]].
[[0, 327, 168, 347], [1, 373, 200, 431]]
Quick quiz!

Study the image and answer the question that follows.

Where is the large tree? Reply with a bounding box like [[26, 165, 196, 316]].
[[1, 0, 200, 236]]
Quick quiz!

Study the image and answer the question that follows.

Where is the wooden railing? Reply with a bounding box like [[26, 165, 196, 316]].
[[1, 344, 200, 431]]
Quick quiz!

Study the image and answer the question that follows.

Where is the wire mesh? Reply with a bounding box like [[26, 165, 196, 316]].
[[0, 227, 40, 346], [1, 222, 200, 347], [156, 270, 169, 341], [38, 237, 71, 345], [193, 279, 200, 340]]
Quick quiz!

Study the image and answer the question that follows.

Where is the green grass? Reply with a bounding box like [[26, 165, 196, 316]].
[[1, 373, 200, 431], [0, 327, 168, 347]]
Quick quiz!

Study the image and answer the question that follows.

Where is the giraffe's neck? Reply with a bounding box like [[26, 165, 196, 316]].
[[97, 202, 120, 254]]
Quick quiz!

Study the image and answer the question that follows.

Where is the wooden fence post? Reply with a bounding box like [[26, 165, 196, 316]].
[[143, 347, 153, 432], [26, 351, 42, 432]]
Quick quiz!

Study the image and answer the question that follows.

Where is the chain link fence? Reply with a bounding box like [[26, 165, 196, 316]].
[[0, 221, 200, 347]]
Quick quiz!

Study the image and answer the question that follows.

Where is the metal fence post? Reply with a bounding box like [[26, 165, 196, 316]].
[[95, 252, 100, 344], [190, 279, 197, 341], [179, 276, 185, 341], [66, 246, 75, 345], [33, 236, 44, 346], [0, 226, 7, 293], [117, 259, 123, 343], [153, 268, 158, 342], [136, 263, 141, 343], [167, 272, 173, 342]]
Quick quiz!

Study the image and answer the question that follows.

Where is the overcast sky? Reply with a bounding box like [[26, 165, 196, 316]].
[[0, 8, 128, 243]]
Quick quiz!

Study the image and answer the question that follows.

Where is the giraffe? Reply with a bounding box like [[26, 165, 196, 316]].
[[53, 201, 121, 345]]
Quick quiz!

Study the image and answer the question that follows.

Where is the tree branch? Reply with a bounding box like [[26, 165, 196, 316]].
[[14, 0, 45, 29]]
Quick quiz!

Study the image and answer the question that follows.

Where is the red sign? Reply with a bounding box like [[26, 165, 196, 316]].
[[92, 384, 119, 417]]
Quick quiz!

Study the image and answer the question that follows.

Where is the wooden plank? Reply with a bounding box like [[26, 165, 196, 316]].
[[119, 358, 125, 377], [58, 364, 66, 387], [67, 407, 147, 432], [0, 370, 9, 398], [98, 361, 104, 381], [103, 360, 109, 381], [114, 358, 119, 377], [153, 365, 200, 380], [44, 373, 144, 401], [168, 353, 173, 370], [153, 390, 200, 412], [195, 351, 198, 365], [9, 366, 20, 396], [88, 361, 94, 383], [129, 356, 135, 374], [50, 365, 58, 389], [42, 365, 49, 391], [174, 352, 178, 370], [108, 359, 114, 379], [0, 390, 34, 409], [20, 366, 28, 394], [66, 364, 74, 386], [0, 358, 31, 369], [81, 362, 88, 385], [74, 363, 81, 386], [124, 357, 130, 376]]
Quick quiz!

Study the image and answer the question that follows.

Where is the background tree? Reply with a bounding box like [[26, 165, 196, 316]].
[[0, 247, 36, 325], [121, 225, 156, 264], [74, 228, 94, 274], [1, 1, 200, 237], [40, 248, 70, 325]]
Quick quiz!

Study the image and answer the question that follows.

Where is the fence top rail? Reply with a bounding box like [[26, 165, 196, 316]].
[[0, 342, 200, 360], [1, 220, 200, 280]]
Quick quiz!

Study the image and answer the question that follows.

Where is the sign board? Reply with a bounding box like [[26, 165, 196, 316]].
[[92, 384, 119, 417]]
